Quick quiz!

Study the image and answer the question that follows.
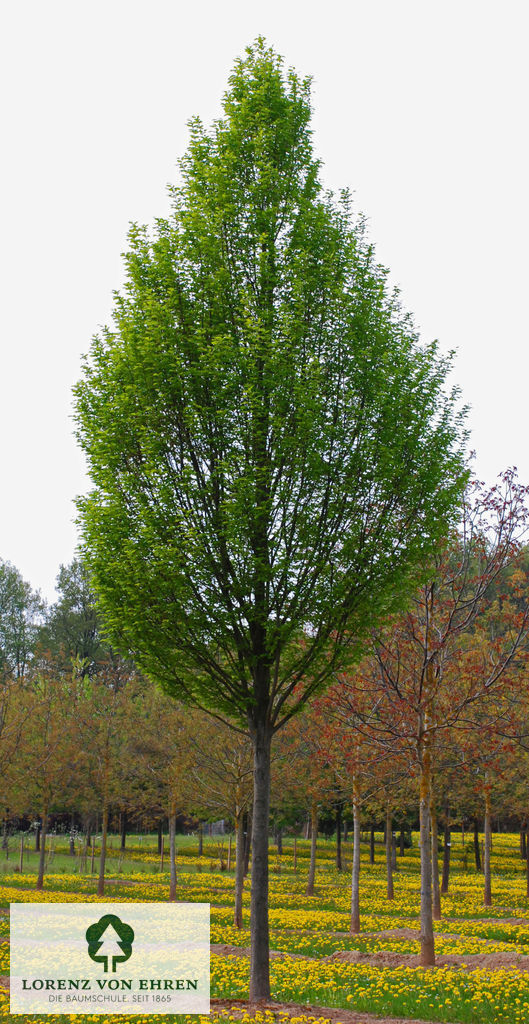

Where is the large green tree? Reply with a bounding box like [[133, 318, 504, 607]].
[[74, 39, 467, 998]]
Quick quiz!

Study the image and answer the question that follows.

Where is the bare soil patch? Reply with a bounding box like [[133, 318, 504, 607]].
[[329, 948, 529, 970], [211, 997, 458, 1024], [213, 942, 529, 971]]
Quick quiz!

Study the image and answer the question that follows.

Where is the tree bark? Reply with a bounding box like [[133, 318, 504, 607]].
[[169, 809, 177, 901], [36, 806, 48, 890], [336, 803, 342, 871], [275, 827, 283, 855], [473, 818, 482, 871], [249, 720, 272, 1002], [234, 811, 245, 929], [370, 825, 375, 864], [521, 827, 527, 860], [350, 777, 361, 933], [431, 801, 441, 920], [35, 823, 41, 852], [418, 680, 435, 966], [243, 811, 251, 877], [97, 801, 108, 897], [399, 830, 405, 856], [120, 810, 127, 850], [483, 787, 492, 906], [441, 818, 451, 894], [306, 799, 318, 895], [198, 822, 203, 857], [386, 805, 394, 900], [157, 819, 163, 855], [526, 828, 529, 899]]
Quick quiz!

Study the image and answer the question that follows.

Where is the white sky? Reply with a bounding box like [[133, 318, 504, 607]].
[[1, 0, 528, 604]]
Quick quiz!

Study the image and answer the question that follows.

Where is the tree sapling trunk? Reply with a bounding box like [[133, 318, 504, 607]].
[[306, 799, 318, 896], [350, 779, 361, 933]]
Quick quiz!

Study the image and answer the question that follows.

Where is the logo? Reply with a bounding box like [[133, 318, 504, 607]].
[[85, 914, 135, 973]]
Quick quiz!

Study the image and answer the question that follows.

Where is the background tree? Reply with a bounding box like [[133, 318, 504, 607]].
[[38, 559, 104, 676], [352, 474, 529, 965], [74, 39, 467, 999], [0, 558, 44, 679]]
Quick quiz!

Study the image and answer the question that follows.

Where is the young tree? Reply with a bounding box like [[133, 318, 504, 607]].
[[73, 40, 467, 999], [352, 475, 529, 964]]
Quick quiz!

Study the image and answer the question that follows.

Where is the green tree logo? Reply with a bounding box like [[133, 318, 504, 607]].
[[85, 914, 135, 972]]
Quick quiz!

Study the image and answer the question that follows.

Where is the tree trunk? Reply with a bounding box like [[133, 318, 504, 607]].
[[97, 802, 108, 897], [249, 721, 272, 1002], [521, 827, 527, 860], [169, 809, 177, 901], [441, 819, 451, 894], [369, 825, 375, 864], [350, 778, 361, 933], [399, 830, 405, 856], [198, 822, 203, 857], [243, 811, 251, 877], [526, 828, 529, 899], [473, 818, 482, 871], [36, 806, 48, 890], [35, 823, 41, 852], [386, 805, 394, 900], [275, 827, 283, 855], [431, 802, 441, 920], [418, 689, 435, 966], [234, 811, 245, 929], [157, 819, 163, 855], [336, 803, 342, 871], [306, 799, 318, 895], [483, 787, 492, 907], [293, 836, 297, 872], [120, 810, 127, 850]]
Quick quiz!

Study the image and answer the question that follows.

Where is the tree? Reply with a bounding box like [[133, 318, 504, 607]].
[[10, 656, 79, 889], [38, 559, 103, 676], [0, 558, 44, 680], [73, 39, 467, 999], [347, 474, 529, 964]]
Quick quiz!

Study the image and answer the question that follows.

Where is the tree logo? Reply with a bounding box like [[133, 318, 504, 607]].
[[85, 914, 135, 972]]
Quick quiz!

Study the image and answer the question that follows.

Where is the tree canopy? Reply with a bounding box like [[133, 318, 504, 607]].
[[74, 40, 466, 727]]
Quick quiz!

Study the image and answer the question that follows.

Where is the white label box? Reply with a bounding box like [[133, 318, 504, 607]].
[[10, 902, 210, 1015]]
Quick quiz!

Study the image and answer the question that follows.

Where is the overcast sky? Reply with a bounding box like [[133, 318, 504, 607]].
[[1, 1, 528, 603]]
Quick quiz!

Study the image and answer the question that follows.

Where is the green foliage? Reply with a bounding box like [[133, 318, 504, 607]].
[[0, 558, 43, 679], [74, 39, 467, 729], [38, 559, 104, 675]]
